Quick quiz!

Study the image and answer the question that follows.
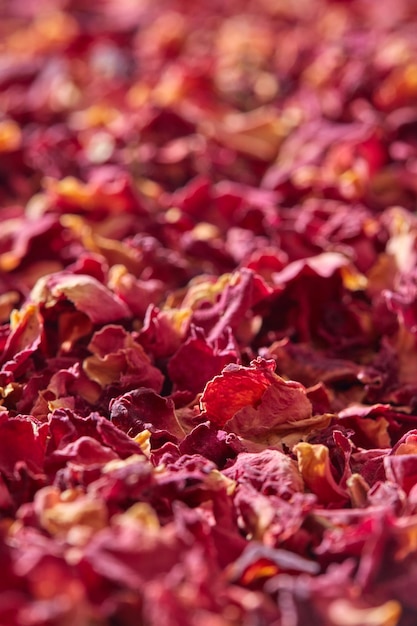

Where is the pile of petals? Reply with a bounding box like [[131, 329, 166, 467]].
[[3, 0, 417, 624]]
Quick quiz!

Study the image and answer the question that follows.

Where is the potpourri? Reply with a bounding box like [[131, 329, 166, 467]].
[[1, 0, 417, 624]]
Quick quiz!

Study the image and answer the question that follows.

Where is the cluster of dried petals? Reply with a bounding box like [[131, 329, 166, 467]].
[[2, 0, 417, 624]]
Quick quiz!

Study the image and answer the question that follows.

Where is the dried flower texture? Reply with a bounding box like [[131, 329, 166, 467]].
[[1, 0, 417, 624]]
